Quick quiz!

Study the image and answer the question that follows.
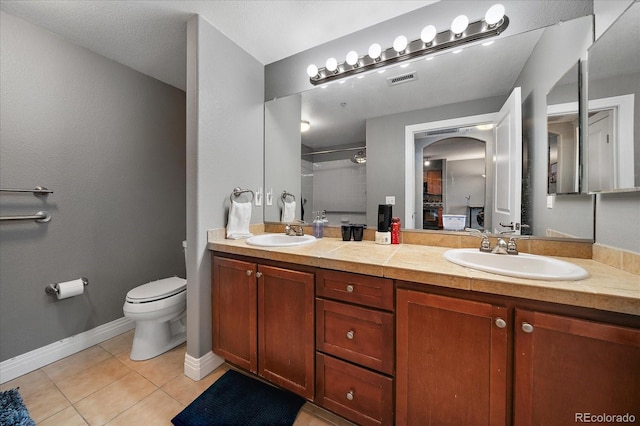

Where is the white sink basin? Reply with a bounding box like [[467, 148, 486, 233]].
[[246, 234, 317, 247], [443, 249, 589, 281]]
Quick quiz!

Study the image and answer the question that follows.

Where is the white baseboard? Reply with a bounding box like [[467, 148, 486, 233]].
[[0, 317, 134, 384], [184, 350, 224, 381]]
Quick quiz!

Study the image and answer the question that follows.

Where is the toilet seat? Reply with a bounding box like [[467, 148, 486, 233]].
[[126, 277, 186, 303]]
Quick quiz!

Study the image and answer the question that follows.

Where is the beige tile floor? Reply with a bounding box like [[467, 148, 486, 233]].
[[1, 330, 355, 425]]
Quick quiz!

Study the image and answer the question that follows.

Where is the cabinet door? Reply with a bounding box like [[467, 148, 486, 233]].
[[396, 290, 508, 425], [514, 309, 640, 425], [258, 265, 315, 400], [211, 256, 257, 373]]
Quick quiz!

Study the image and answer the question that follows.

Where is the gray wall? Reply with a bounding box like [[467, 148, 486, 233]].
[[515, 16, 596, 240], [0, 12, 187, 361], [186, 15, 264, 362]]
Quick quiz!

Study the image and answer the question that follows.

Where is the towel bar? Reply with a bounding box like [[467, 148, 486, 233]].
[[0, 211, 52, 223], [230, 187, 255, 202], [0, 186, 53, 196]]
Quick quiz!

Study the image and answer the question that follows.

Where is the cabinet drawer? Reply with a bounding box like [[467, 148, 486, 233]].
[[316, 269, 393, 311], [316, 353, 393, 426], [316, 298, 394, 375]]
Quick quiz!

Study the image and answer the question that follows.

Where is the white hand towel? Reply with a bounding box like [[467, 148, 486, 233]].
[[281, 200, 296, 223], [226, 200, 253, 239]]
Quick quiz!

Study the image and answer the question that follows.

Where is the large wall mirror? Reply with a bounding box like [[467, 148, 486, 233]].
[[265, 16, 596, 240], [547, 62, 581, 195], [586, 2, 639, 193]]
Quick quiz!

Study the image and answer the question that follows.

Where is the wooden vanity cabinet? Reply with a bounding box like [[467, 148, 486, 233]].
[[211, 255, 315, 400], [397, 284, 640, 425], [514, 309, 640, 425], [396, 289, 509, 425], [315, 269, 395, 426]]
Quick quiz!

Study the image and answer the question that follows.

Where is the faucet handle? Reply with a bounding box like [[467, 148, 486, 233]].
[[466, 228, 492, 252]]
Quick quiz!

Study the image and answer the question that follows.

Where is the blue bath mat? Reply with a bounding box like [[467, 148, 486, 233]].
[[171, 369, 306, 426], [0, 388, 35, 426]]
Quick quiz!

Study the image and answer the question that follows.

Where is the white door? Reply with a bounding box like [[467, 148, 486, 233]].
[[492, 87, 522, 234], [587, 110, 614, 192]]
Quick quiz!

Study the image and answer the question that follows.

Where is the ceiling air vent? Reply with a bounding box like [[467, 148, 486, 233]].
[[387, 71, 418, 86]]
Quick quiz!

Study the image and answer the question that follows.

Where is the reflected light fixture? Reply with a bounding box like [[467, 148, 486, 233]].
[[306, 4, 508, 85], [300, 120, 311, 132], [351, 150, 367, 164], [476, 123, 494, 131]]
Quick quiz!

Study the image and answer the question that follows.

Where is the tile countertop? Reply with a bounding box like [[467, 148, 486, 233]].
[[208, 236, 640, 317]]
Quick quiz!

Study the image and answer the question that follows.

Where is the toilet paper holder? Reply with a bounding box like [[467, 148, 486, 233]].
[[45, 277, 89, 295]]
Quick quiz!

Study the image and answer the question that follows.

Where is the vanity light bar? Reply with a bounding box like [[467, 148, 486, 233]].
[[307, 11, 509, 86]]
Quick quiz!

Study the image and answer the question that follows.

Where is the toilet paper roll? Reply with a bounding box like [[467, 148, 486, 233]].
[[56, 279, 85, 300]]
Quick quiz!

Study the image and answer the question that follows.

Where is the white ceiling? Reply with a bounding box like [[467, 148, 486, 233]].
[[0, 0, 435, 90]]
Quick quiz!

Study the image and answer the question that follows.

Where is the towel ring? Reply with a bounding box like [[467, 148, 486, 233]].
[[281, 191, 296, 202], [230, 187, 255, 203]]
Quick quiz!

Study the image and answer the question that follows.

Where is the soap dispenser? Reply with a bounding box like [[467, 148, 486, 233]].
[[313, 212, 324, 238]]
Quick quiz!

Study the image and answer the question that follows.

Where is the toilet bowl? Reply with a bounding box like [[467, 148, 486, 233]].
[[123, 241, 188, 360]]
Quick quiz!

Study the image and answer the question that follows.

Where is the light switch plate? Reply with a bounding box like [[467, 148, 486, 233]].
[[386, 196, 396, 205], [546, 195, 554, 209]]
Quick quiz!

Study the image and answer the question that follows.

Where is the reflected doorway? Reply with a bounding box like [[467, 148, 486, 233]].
[[417, 137, 489, 230]]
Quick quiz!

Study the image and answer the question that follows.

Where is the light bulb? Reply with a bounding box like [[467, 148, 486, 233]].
[[325, 57, 338, 72], [368, 43, 382, 60], [485, 4, 505, 26], [345, 50, 359, 66], [393, 35, 408, 53], [306, 64, 318, 78], [451, 15, 469, 35], [421, 25, 437, 44], [300, 121, 310, 132]]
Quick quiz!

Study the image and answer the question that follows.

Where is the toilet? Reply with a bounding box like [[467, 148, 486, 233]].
[[123, 241, 187, 360]]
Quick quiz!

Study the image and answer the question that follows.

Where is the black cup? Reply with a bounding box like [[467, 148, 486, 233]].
[[341, 225, 353, 241], [351, 224, 365, 241]]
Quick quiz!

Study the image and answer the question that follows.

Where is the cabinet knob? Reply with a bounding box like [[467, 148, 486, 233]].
[[346, 390, 354, 401], [522, 322, 534, 333], [246, 270, 253, 276], [495, 318, 507, 329], [255, 272, 263, 278], [346, 330, 355, 340], [346, 284, 354, 293]]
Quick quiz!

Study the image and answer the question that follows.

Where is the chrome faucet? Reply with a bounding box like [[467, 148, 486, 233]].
[[285, 222, 305, 236], [491, 238, 509, 255]]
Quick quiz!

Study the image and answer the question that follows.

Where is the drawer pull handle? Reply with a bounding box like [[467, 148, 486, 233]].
[[346, 284, 354, 293], [522, 322, 534, 333], [346, 390, 354, 401], [495, 318, 507, 329], [346, 330, 355, 340], [246, 270, 253, 276], [255, 272, 263, 278]]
